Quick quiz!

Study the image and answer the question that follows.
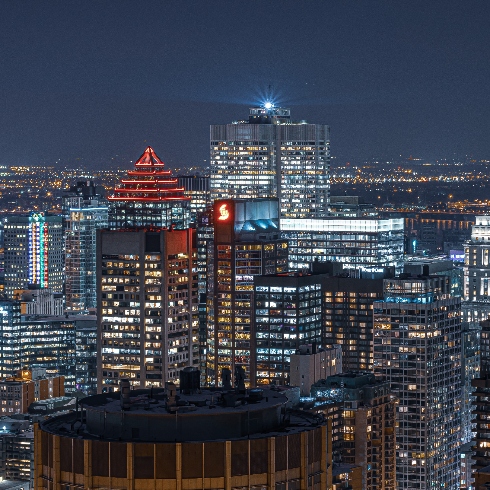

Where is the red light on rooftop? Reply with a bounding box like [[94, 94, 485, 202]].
[[109, 146, 187, 203]]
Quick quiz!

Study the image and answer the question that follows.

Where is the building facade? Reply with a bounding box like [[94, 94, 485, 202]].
[[290, 344, 342, 396], [311, 373, 396, 490], [206, 199, 288, 386], [281, 217, 404, 274], [0, 370, 64, 415], [210, 104, 330, 219], [35, 385, 332, 489], [64, 188, 108, 312], [252, 274, 326, 387], [177, 174, 210, 223], [3, 213, 63, 298], [322, 273, 390, 372], [97, 228, 199, 392], [373, 275, 462, 489], [0, 298, 21, 379], [464, 215, 490, 325]]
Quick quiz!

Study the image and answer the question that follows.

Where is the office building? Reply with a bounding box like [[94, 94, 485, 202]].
[[0, 369, 64, 415], [63, 182, 108, 312], [311, 373, 396, 490], [97, 228, 198, 392], [404, 257, 463, 298], [19, 316, 77, 390], [3, 213, 63, 298], [177, 174, 210, 223], [253, 274, 324, 387], [329, 195, 377, 217], [35, 383, 333, 489], [206, 199, 288, 386], [252, 273, 329, 387], [464, 215, 490, 326], [0, 419, 33, 486], [108, 146, 191, 230], [0, 298, 21, 379], [374, 275, 462, 488], [290, 344, 342, 396], [281, 216, 404, 274], [74, 315, 97, 394], [210, 104, 330, 219]]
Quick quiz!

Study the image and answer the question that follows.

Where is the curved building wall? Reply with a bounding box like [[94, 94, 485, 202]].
[[34, 423, 330, 489]]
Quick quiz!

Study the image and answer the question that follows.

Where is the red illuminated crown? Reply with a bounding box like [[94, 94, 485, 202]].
[[108, 146, 190, 202]]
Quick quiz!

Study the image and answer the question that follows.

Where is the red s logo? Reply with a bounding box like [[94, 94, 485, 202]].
[[218, 204, 230, 221]]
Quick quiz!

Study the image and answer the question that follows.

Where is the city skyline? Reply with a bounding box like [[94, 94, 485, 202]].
[[1, 2, 490, 169]]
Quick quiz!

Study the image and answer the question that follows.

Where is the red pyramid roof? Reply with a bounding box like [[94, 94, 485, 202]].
[[134, 146, 166, 167], [108, 146, 189, 202]]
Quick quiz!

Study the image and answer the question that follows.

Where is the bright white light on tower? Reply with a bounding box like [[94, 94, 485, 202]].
[[264, 102, 273, 109]]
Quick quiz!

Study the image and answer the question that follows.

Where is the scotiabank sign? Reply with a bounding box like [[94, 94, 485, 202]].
[[214, 200, 234, 224]]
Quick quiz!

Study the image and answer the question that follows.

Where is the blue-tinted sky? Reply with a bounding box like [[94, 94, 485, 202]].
[[1, 1, 489, 169]]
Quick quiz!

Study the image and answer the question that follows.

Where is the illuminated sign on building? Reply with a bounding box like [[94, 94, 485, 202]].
[[217, 203, 230, 221]]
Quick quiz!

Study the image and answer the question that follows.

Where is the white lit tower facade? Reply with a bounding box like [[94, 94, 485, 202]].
[[374, 275, 462, 489], [463, 215, 490, 325], [210, 104, 330, 219]]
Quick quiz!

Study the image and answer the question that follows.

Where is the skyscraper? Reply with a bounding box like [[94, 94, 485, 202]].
[[3, 213, 64, 298], [210, 104, 330, 219], [97, 228, 198, 392], [206, 199, 288, 386], [373, 274, 462, 489], [63, 181, 108, 312], [463, 215, 490, 325], [108, 146, 191, 229]]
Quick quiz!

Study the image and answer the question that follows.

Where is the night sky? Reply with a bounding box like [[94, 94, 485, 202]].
[[1, 1, 490, 169]]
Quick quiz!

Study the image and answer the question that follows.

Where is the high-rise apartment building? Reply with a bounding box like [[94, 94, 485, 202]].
[[3, 213, 63, 298], [210, 104, 330, 219], [311, 373, 397, 490], [108, 146, 191, 230], [374, 275, 462, 489], [472, 318, 490, 482], [63, 181, 108, 312], [206, 199, 288, 386], [97, 228, 198, 392], [322, 272, 392, 372]]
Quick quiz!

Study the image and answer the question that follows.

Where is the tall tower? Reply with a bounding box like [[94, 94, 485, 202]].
[[374, 275, 462, 489], [97, 228, 198, 392], [3, 213, 64, 298], [210, 104, 330, 219], [108, 146, 191, 229], [463, 215, 490, 325], [206, 199, 288, 386], [63, 181, 108, 312]]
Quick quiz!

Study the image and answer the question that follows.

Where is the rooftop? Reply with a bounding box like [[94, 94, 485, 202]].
[[41, 387, 324, 443]]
